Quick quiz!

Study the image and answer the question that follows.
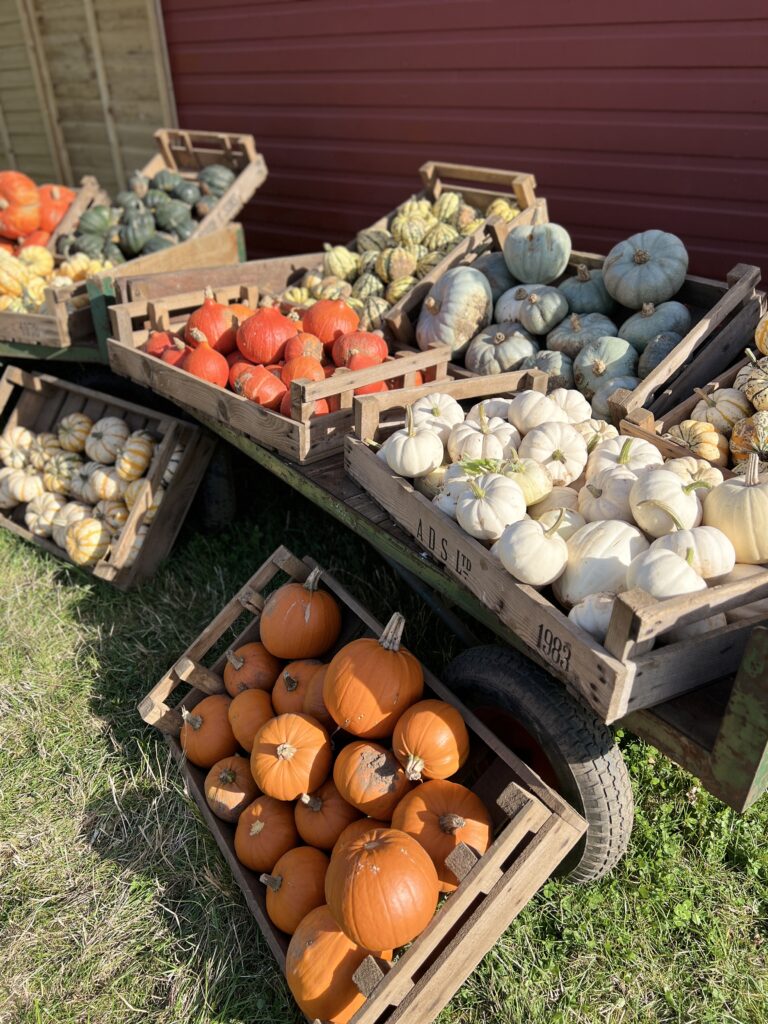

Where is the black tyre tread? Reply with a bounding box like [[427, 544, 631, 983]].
[[444, 645, 634, 884]]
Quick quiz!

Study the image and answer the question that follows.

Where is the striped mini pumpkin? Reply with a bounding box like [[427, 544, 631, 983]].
[[43, 451, 82, 495], [123, 478, 145, 511], [390, 214, 429, 247], [7, 469, 44, 503], [28, 431, 62, 470], [375, 247, 417, 284], [385, 276, 417, 305], [93, 499, 129, 533], [398, 195, 432, 219], [143, 485, 165, 523], [52, 502, 90, 548], [85, 416, 130, 464], [423, 222, 460, 252], [115, 431, 156, 482], [730, 412, 768, 463], [65, 517, 110, 566], [89, 465, 128, 501], [0, 425, 34, 468], [0, 466, 18, 509], [58, 412, 93, 453], [160, 444, 185, 486], [25, 491, 66, 538], [743, 364, 768, 412], [69, 461, 100, 502]]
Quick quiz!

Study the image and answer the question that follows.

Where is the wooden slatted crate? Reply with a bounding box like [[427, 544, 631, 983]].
[[0, 366, 215, 588], [139, 544, 585, 1024], [343, 371, 768, 724]]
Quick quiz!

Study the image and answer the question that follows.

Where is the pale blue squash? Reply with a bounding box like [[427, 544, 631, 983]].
[[464, 323, 539, 375], [574, 336, 639, 399], [602, 230, 688, 308], [471, 252, 516, 303], [591, 376, 641, 420], [519, 286, 569, 336], [559, 264, 614, 316], [521, 350, 574, 391], [416, 266, 493, 356], [546, 312, 618, 359], [618, 300, 691, 351], [502, 222, 572, 284], [637, 331, 683, 378], [494, 284, 539, 323]]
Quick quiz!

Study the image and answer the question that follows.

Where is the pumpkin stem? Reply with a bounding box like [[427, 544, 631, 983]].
[[513, 286, 529, 300], [226, 649, 244, 671], [303, 566, 323, 592], [468, 480, 486, 499], [424, 296, 439, 314], [744, 347, 759, 366], [203, 286, 215, 301], [218, 767, 237, 784], [276, 742, 297, 760], [682, 480, 713, 495], [249, 819, 266, 836], [586, 483, 602, 499], [283, 672, 299, 692], [640, 302, 656, 317], [287, 309, 301, 322], [543, 507, 566, 537], [188, 326, 209, 345], [575, 264, 591, 283], [180, 706, 202, 731], [569, 313, 582, 332], [527, 292, 540, 306], [477, 402, 489, 433], [299, 792, 323, 812], [685, 547, 695, 567], [379, 611, 406, 652], [0, 198, 8, 211], [617, 438, 634, 465], [592, 359, 607, 377], [635, 499, 686, 533], [633, 249, 651, 265], [746, 452, 760, 486], [259, 873, 282, 892], [493, 332, 506, 344], [404, 754, 425, 781], [405, 404, 416, 437], [550, 448, 566, 463], [693, 388, 716, 407], [439, 813, 466, 834]]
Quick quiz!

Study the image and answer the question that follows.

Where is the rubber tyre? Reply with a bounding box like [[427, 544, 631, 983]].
[[443, 645, 634, 884]]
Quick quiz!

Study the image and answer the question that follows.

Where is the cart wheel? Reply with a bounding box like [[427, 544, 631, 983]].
[[443, 645, 634, 884], [195, 443, 237, 530]]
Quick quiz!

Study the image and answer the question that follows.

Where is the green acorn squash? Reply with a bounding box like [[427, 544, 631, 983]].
[[141, 234, 176, 255], [174, 219, 195, 241], [118, 212, 155, 257], [155, 199, 192, 233], [194, 195, 218, 219], [128, 171, 149, 198], [172, 181, 202, 206], [197, 163, 236, 196], [78, 205, 113, 237], [103, 240, 126, 265], [144, 188, 172, 212], [115, 191, 145, 216], [151, 169, 184, 193], [72, 233, 105, 259]]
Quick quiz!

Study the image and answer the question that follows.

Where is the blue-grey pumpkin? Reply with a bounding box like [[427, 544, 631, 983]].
[[590, 375, 641, 420], [558, 264, 614, 316], [464, 323, 539, 375], [520, 350, 574, 391], [618, 300, 691, 351], [574, 336, 639, 399], [518, 286, 569, 336], [502, 222, 572, 284], [471, 252, 516, 303], [416, 266, 493, 356], [546, 312, 618, 359], [637, 331, 683, 379], [602, 230, 689, 308], [494, 284, 539, 323]]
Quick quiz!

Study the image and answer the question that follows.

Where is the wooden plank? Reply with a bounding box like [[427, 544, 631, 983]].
[[0, 90, 16, 167], [144, 0, 177, 129]]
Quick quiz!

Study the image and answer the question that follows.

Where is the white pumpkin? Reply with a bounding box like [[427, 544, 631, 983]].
[[553, 520, 649, 607], [518, 422, 588, 486], [703, 454, 768, 563], [720, 564, 768, 623], [499, 456, 552, 506], [626, 548, 726, 641], [455, 472, 526, 541], [0, 467, 17, 509], [93, 499, 130, 533], [159, 444, 185, 486], [629, 468, 704, 537], [528, 486, 580, 519], [89, 465, 129, 502], [691, 387, 753, 438], [663, 456, 724, 493], [51, 501, 90, 548], [585, 435, 664, 482], [65, 517, 111, 566], [578, 465, 637, 523], [536, 506, 587, 541], [413, 463, 449, 500], [24, 491, 65, 538], [496, 516, 568, 586], [650, 526, 735, 581], [28, 431, 62, 470], [466, 397, 513, 423], [69, 461, 101, 502], [7, 469, 44, 503], [548, 388, 592, 424], [572, 418, 619, 454], [115, 430, 156, 481], [410, 393, 465, 444], [384, 406, 444, 479], [58, 412, 93, 453], [507, 390, 568, 435], [448, 406, 520, 463], [568, 592, 615, 644], [143, 485, 165, 523], [0, 425, 33, 469], [416, 266, 492, 356], [85, 416, 130, 465], [433, 463, 488, 519]]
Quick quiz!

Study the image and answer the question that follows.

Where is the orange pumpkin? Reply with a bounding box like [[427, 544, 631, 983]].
[[323, 613, 423, 738], [391, 780, 492, 892], [204, 754, 259, 822], [251, 712, 332, 801], [392, 699, 470, 781], [302, 665, 335, 730], [234, 365, 287, 408], [37, 183, 76, 233], [301, 299, 360, 352], [331, 817, 388, 857], [227, 688, 274, 752], [281, 355, 325, 387], [260, 846, 329, 935], [185, 288, 238, 354], [234, 795, 299, 872], [286, 905, 392, 1024], [271, 659, 322, 715], [284, 332, 324, 363], [259, 567, 342, 660], [295, 779, 362, 849], [0, 171, 40, 238], [179, 694, 237, 768], [333, 740, 412, 820], [223, 641, 282, 696], [325, 827, 439, 949]]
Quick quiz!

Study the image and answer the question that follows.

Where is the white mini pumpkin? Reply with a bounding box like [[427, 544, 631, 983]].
[[626, 547, 726, 641], [385, 406, 444, 478], [433, 462, 489, 519], [528, 486, 580, 519], [585, 435, 663, 482], [85, 416, 130, 465], [518, 422, 588, 485], [0, 425, 33, 469], [703, 455, 768, 563], [455, 472, 526, 541], [629, 468, 704, 537], [93, 499, 130, 533], [69, 460, 101, 503], [43, 451, 83, 496], [89, 465, 129, 502], [578, 465, 637, 523], [7, 469, 44, 503], [159, 444, 185, 486], [499, 456, 552, 506], [447, 406, 520, 463], [51, 501, 90, 548], [123, 524, 149, 568], [0, 467, 17, 509], [410, 393, 465, 444], [690, 388, 753, 438], [536, 507, 586, 540], [24, 491, 65, 538], [28, 431, 62, 470], [466, 397, 513, 423], [65, 517, 111, 566], [507, 390, 568, 435], [413, 463, 449, 500], [115, 430, 156, 481], [496, 515, 568, 586], [568, 592, 615, 644], [58, 412, 93, 453], [650, 526, 735, 581], [553, 520, 649, 607], [572, 418, 619, 454], [548, 388, 592, 424], [663, 456, 724, 493]]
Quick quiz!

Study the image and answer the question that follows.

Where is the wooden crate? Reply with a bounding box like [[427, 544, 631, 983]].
[[343, 371, 768, 724], [384, 207, 764, 422], [139, 544, 585, 1024], [106, 263, 455, 464], [0, 366, 215, 589], [46, 175, 109, 254]]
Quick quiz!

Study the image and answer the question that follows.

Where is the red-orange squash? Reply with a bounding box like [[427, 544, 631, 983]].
[[234, 795, 299, 872], [161, 341, 189, 367], [227, 688, 274, 752], [185, 288, 238, 354], [392, 699, 470, 781], [302, 300, 360, 352], [251, 712, 332, 801], [0, 171, 40, 238], [185, 333, 229, 386], [286, 905, 392, 1023], [331, 330, 388, 368], [323, 612, 423, 738], [333, 740, 412, 820], [18, 229, 51, 249], [325, 826, 440, 949], [237, 307, 297, 363], [223, 641, 283, 696], [142, 330, 177, 358], [37, 183, 76, 232], [233, 365, 287, 408], [271, 659, 322, 715], [228, 358, 257, 390], [302, 665, 335, 730], [391, 780, 492, 892], [179, 694, 237, 768], [259, 567, 342, 660], [284, 332, 324, 363], [281, 356, 325, 387], [261, 846, 329, 935], [294, 779, 362, 849], [204, 754, 259, 822]]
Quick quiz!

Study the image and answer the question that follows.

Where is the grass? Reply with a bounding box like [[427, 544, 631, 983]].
[[0, 457, 766, 1024]]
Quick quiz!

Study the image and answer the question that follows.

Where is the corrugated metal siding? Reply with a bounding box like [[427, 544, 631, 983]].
[[162, 0, 768, 279]]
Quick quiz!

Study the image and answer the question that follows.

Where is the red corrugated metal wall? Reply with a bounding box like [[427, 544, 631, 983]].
[[162, 0, 768, 280]]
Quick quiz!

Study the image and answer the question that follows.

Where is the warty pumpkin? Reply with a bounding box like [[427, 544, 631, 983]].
[[391, 779, 493, 892], [261, 846, 329, 936], [272, 659, 323, 715], [179, 693, 237, 768], [325, 826, 440, 949], [295, 778, 362, 849], [333, 740, 412, 819], [392, 699, 470, 781], [234, 795, 299, 873], [323, 612, 423, 738], [204, 754, 259, 822], [223, 641, 283, 696], [227, 688, 274, 752], [730, 411, 768, 463], [250, 712, 332, 801], [259, 566, 342, 660]]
